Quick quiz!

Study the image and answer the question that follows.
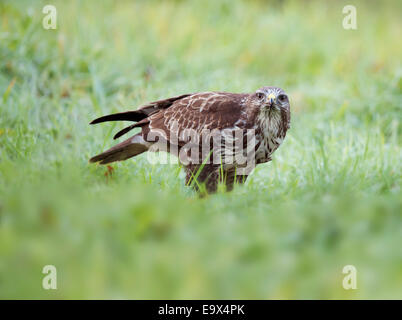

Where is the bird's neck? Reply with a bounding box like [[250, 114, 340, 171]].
[[258, 110, 283, 139]]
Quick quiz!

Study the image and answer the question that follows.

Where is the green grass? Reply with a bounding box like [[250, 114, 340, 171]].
[[0, 0, 401, 299]]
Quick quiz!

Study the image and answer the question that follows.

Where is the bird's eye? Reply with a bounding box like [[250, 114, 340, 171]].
[[277, 94, 288, 103], [256, 92, 265, 100]]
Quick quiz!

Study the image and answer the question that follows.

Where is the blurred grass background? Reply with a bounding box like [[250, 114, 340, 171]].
[[0, 0, 401, 299]]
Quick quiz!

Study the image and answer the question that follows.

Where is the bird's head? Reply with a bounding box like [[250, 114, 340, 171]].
[[253, 86, 290, 115]]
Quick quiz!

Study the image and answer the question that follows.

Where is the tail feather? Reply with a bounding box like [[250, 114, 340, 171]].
[[89, 94, 194, 162], [90, 134, 148, 165]]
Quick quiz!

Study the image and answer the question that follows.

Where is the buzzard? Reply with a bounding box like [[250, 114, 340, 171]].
[[90, 86, 290, 193]]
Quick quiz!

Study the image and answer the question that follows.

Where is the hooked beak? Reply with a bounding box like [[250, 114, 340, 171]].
[[266, 93, 276, 106]]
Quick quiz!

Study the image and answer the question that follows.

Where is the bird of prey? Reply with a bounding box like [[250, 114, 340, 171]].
[[90, 86, 290, 193]]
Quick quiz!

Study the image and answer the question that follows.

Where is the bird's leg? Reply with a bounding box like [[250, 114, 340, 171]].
[[185, 164, 249, 194], [185, 164, 221, 194], [223, 169, 248, 192]]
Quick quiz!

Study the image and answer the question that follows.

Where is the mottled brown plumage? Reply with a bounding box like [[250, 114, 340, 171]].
[[90, 87, 290, 193]]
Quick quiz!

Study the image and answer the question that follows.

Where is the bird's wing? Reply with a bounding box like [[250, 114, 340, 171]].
[[90, 93, 193, 139], [143, 92, 250, 145]]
